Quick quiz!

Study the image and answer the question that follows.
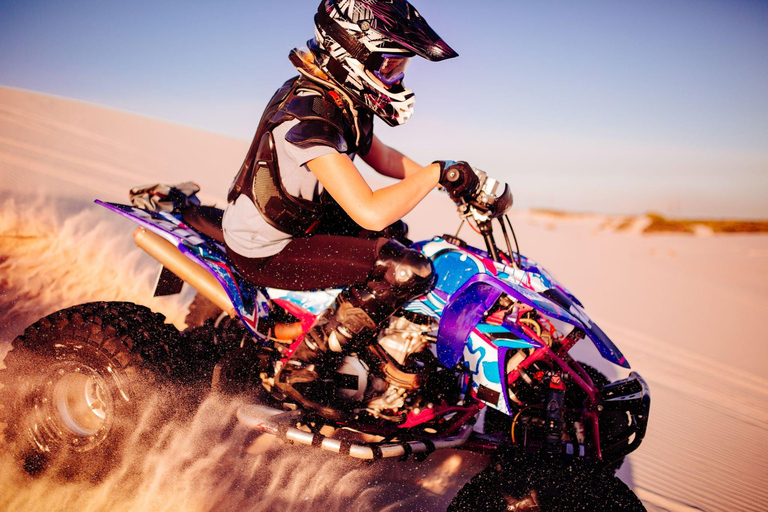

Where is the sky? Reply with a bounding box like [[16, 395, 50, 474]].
[[1, 0, 767, 218]]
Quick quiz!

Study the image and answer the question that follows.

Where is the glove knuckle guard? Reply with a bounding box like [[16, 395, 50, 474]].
[[434, 160, 479, 200]]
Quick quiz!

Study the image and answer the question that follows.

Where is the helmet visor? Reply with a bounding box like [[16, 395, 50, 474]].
[[371, 54, 412, 87]]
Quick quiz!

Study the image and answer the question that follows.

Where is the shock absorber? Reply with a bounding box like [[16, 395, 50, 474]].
[[545, 372, 565, 456]]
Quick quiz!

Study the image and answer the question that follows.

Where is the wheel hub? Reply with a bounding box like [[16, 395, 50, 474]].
[[53, 369, 109, 437], [33, 362, 115, 451]]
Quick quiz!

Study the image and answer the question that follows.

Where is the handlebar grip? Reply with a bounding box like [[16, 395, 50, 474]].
[[434, 161, 479, 202]]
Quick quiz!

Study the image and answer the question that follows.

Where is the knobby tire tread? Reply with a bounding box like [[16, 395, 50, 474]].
[[0, 302, 181, 479]]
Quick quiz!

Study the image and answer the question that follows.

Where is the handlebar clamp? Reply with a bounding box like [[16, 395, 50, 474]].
[[470, 172, 514, 220]]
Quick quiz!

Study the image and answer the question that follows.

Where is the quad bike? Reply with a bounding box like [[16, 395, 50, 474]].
[[1, 173, 649, 510]]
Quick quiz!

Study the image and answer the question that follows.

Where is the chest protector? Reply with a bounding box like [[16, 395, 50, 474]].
[[227, 76, 374, 236]]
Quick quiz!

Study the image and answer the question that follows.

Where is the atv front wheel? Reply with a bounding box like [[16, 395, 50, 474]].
[[0, 302, 179, 480], [448, 458, 645, 512]]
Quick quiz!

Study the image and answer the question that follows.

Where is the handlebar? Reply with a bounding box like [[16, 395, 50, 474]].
[[449, 170, 520, 267]]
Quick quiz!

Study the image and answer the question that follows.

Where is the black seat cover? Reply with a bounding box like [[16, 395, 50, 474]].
[[180, 206, 225, 244]]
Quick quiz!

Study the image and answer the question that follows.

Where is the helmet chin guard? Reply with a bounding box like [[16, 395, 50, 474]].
[[307, 0, 457, 127]]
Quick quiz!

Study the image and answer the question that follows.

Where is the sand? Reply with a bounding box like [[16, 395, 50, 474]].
[[2, 86, 767, 511]]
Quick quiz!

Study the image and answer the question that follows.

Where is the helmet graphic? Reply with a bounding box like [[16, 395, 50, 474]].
[[310, 0, 457, 126]]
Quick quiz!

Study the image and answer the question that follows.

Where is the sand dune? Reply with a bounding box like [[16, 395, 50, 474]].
[[2, 86, 767, 511]]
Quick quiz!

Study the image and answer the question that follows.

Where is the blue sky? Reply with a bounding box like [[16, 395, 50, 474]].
[[2, 0, 767, 218]]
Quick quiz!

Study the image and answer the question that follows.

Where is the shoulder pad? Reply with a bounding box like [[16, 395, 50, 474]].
[[285, 120, 348, 152], [273, 76, 300, 104], [273, 93, 345, 125]]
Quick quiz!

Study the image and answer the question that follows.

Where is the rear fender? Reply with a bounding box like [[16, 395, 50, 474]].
[[96, 200, 212, 248], [96, 201, 267, 338]]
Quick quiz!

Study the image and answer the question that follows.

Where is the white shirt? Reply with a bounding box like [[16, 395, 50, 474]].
[[222, 118, 341, 258]]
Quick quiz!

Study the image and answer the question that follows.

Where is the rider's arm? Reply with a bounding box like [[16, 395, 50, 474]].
[[361, 135, 424, 180], [307, 153, 440, 232]]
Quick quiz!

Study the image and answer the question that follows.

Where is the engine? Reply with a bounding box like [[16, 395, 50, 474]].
[[377, 315, 434, 366], [333, 313, 447, 421]]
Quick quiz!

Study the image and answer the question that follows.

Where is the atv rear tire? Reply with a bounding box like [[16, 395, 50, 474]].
[[0, 302, 179, 480], [448, 458, 645, 512], [179, 292, 249, 386], [185, 293, 224, 329]]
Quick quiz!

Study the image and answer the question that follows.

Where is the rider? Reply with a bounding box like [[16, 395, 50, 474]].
[[223, 0, 479, 419]]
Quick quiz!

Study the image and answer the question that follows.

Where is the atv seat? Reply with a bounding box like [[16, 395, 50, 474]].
[[180, 206, 225, 244]]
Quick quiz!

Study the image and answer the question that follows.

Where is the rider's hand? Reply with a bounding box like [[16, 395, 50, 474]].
[[434, 160, 480, 202]]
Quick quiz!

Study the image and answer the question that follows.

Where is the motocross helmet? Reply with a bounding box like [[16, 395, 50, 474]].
[[310, 0, 458, 127]]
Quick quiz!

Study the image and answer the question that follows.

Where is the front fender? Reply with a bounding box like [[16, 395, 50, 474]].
[[437, 274, 629, 369], [436, 279, 502, 368]]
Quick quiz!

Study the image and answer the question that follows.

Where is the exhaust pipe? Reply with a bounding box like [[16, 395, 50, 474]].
[[133, 228, 236, 317]]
